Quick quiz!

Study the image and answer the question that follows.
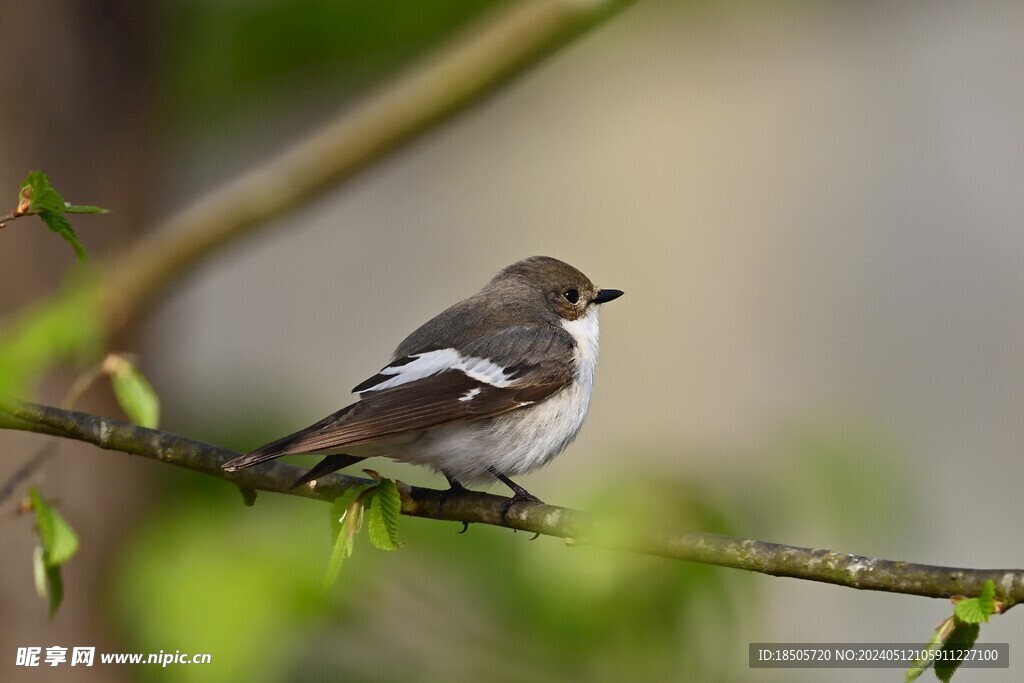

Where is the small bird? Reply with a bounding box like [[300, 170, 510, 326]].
[[222, 256, 623, 513]]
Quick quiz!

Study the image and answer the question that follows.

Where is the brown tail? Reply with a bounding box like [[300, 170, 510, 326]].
[[222, 433, 303, 471], [289, 454, 363, 489], [222, 405, 359, 472]]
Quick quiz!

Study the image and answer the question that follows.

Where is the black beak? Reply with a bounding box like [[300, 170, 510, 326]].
[[592, 289, 624, 305]]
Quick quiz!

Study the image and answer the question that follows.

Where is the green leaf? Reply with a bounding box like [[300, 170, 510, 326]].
[[954, 581, 996, 624], [324, 522, 354, 591], [33, 545, 47, 599], [21, 171, 66, 215], [935, 620, 980, 682], [906, 584, 997, 683], [64, 204, 108, 214], [29, 487, 80, 565], [978, 580, 997, 611], [37, 211, 88, 261], [328, 484, 372, 540], [45, 563, 64, 618], [954, 600, 986, 625], [104, 354, 160, 428], [28, 488, 77, 617], [15, 172, 102, 260], [324, 495, 363, 591], [905, 615, 954, 682], [366, 478, 401, 551], [323, 481, 400, 589]]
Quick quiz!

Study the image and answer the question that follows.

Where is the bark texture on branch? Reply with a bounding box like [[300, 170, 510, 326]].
[[2, 400, 1021, 608]]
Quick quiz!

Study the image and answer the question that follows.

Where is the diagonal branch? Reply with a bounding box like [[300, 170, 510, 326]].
[[0, 0, 638, 399], [2, 399, 1022, 608], [101, 0, 637, 326]]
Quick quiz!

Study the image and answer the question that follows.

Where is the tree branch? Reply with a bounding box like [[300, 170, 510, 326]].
[[2, 399, 1021, 608], [0, 0, 636, 396], [101, 0, 637, 327]]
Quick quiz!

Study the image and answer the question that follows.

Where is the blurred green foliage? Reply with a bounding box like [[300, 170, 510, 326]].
[[166, 0, 509, 127], [0, 283, 104, 399], [780, 425, 917, 547], [113, 468, 755, 683]]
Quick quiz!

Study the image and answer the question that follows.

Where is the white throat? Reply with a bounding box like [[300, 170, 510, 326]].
[[560, 305, 601, 386]]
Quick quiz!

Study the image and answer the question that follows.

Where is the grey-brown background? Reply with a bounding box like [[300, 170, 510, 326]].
[[2, 1, 1022, 681]]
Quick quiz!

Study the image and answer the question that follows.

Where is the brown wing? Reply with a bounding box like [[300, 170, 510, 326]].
[[222, 368, 566, 470]]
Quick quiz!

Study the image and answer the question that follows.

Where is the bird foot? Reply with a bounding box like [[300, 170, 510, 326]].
[[439, 477, 469, 509], [499, 489, 543, 522], [489, 467, 543, 522]]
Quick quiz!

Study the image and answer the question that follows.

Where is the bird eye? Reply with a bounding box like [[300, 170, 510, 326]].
[[562, 289, 580, 304]]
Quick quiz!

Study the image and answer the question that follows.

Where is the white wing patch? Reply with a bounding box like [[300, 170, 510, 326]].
[[358, 349, 514, 394], [458, 387, 482, 402]]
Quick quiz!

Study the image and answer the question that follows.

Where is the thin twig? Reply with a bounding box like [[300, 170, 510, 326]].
[[0, 209, 24, 229], [1, 190, 35, 228], [0, 441, 56, 506], [1, 399, 1021, 608], [0, 360, 109, 508]]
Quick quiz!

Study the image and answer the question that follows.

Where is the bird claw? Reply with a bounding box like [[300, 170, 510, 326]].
[[499, 490, 543, 523], [438, 481, 469, 509], [458, 521, 470, 534]]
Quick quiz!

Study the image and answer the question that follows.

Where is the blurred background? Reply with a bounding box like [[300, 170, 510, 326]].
[[2, 0, 1023, 681]]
